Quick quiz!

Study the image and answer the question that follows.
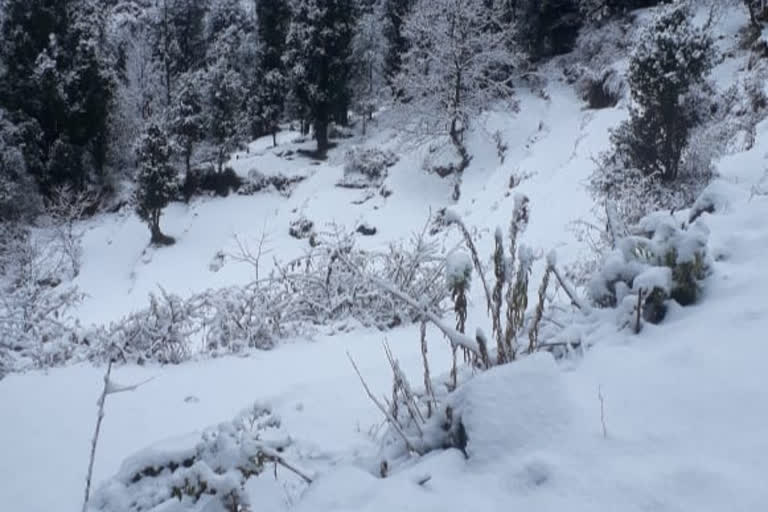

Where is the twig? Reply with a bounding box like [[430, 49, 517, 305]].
[[598, 385, 608, 439], [551, 265, 591, 313], [259, 446, 313, 484], [528, 266, 552, 354], [82, 360, 112, 512], [419, 321, 437, 418], [83, 362, 155, 512], [347, 352, 423, 455], [336, 251, 481, 356], [634, 288, 645, 335]]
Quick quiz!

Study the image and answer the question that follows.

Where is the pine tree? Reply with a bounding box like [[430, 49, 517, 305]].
[[382, 0, 413, 86], [285, 0, 358, 153], [351, 0, 386, 134], [254, 0, 291, 146], [205, 63, 246, 173], [612, 4, 714, 183], [0, 0, 115, 195], [168, 71, 205, 178], [135, 123, 178, 245], [513, 0, 582, 59]]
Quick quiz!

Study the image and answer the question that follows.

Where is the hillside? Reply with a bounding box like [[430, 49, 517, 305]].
[[2, 2, 768, 512]]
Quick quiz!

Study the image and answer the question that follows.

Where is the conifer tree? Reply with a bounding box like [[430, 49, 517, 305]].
[[254, 0, 291, 146], [611, 4, 714, 183], [0, 0, 114, 195], [168, 71, 205, 178], [285, 0, 358, 153], [135, 123, 178, 245], [382, 0, 413, 86]]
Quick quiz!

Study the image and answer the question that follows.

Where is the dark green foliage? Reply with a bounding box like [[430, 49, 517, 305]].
[[252, 0, 291, 144], [581, 0, 670, 23], [382, 0, 413, 86], [0, 0, 115, 196], [169, 71, 205, 177], [135, 123, 177, 245], [0, 111, 43, 222], [609, 5, 714, 182], [514, 0, 583, 60], [285, 0, 358, 153], [206, 66, 246, 173]]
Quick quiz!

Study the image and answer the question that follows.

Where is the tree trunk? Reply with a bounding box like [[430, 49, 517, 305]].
[[149, 211, 175, 246], [315, 117, 329, 154], [272, 130, 277, 147]]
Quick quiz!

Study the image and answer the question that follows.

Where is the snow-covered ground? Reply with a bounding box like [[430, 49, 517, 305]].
[[3, 4, 768, 511]]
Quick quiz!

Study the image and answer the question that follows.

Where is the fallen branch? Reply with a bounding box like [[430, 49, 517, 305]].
[[336, 251, 480, 356]]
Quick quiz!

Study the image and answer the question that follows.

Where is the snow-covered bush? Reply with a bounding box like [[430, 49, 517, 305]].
[[84, 227, 448, 366], [288, 216, 315, 240], [96, 288, 197, 365], [91, 403, 305, 512], [339, 147, 398, 188], [578, 67, 624, 109], [279, 227, 448, 329], [589, 211, 710, 329], [197, 284, 278, 353], [591, 5, 716, 224], [0, 225, 84, 373], [348, 202, 591, 468], [238, 169, 306, 197]]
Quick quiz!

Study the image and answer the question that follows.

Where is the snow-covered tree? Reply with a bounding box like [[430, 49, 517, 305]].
[[134, 123, 178, 245], [168, 70, 205, 177], [351, 1, 387, 134], [591, 4, 715, 224], [205, 63, 246, 173], [399, 0, 520, 192], [0, 110, 42, 222], [382, 0, 414, 86], [285, 0, 358, 153], [252, 0, 291, 145], [611, 4, 714, 182], [0, 0, 115, 196]]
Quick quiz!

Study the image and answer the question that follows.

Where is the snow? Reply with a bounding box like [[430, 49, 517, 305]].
[[3, 3, 768, 512], [450, 353, 570, 461]]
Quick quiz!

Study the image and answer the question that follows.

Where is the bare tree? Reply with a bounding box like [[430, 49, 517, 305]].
[[398, 0, 521, 197], [47, 185, 94, 278]]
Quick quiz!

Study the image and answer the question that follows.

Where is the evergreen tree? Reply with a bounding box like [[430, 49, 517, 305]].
[[135, 123, 178, 245], [285, 0, 358, 153], [351, 0, 386, 135], [382, 0, 413, 85], [611, 4, 714, 183], [254, 0, 291, 145], [205, 63, 246, 173], [513, 0, 582, 59], [169, 71, 205, 178], [0, 0, 115, 195], [0, 110, 42, 222]]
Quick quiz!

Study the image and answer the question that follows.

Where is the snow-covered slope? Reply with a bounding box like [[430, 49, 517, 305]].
[[2, 4, 768, 512]]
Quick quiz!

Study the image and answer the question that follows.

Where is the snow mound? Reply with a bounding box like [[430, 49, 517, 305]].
[[450, 353, 570, 462]]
